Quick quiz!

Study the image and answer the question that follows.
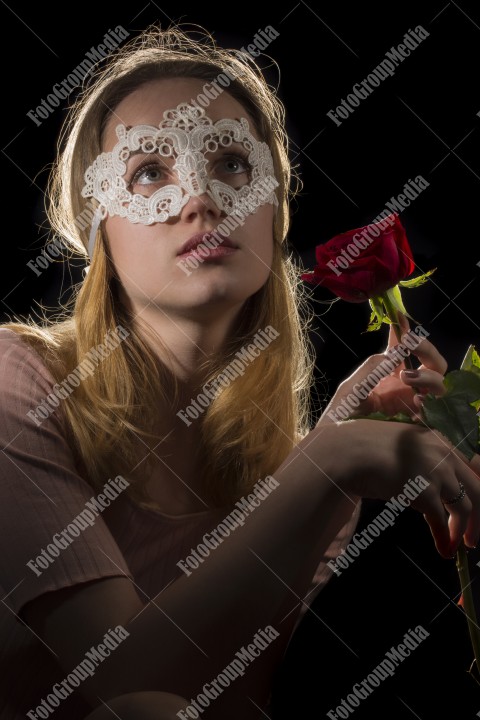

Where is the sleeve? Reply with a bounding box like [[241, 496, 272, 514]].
[[0, 329, 133, 617]]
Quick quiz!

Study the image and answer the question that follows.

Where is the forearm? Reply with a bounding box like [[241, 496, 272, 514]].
[[79, 423, 356, 700]]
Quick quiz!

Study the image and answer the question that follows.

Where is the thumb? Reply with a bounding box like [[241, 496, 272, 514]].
[[319, 351, 404, 424]]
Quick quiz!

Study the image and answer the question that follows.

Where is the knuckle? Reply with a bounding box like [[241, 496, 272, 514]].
[[366, 353, 388, 371], [418, 483, 438, 503]]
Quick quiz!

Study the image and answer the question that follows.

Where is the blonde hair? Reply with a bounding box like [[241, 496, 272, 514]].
[[3, 26, 315, 507]]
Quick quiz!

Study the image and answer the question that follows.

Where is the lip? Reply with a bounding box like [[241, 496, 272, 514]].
[[177, 231, 238, 259]]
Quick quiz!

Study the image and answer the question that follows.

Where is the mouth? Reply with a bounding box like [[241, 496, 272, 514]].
[[177, 231, 239, 260]]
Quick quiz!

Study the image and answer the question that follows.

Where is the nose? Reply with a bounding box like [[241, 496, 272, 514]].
[[180, 191, 223, 223]]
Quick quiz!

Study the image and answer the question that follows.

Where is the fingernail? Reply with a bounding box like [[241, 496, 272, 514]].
[[403, 370, 419, 378]]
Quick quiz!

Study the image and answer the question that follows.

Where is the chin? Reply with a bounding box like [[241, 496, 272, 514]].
[[182, 287, 245, 309], [173, 282, 257, 314]]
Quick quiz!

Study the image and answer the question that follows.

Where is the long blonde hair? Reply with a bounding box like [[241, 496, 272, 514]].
[[3, 26, 315, 507]]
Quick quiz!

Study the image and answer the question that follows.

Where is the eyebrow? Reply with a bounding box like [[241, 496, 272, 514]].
[[126, 149, 165, 159], [122, 152, 173, 180]]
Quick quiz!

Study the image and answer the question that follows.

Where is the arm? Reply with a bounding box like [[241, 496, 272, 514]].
[[4, 330, 478, 712], [24, 418, 480, 708], [296, 326, 449, 615], [25, 420, 355, 704]]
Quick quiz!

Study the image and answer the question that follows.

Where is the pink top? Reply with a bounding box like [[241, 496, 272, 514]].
[[0, 327, 360, 719]]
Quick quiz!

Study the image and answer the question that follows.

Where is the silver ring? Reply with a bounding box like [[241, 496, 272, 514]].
[[442, 482, 466, 505]]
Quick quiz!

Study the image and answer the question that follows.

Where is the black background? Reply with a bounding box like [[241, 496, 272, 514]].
[[1, 1, 480, 716]]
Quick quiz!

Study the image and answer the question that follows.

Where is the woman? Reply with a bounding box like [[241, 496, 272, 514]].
[[0, 26, 478, 720]]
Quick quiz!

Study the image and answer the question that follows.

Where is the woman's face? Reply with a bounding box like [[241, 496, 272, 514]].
[[101, 77, 275, 322]]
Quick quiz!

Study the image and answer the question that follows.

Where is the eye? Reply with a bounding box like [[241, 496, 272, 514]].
[[131, 162, 167, 186], [215, 154, 251, 176]]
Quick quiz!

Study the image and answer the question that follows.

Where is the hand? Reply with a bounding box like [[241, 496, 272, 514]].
[[362, 314, 447, 419], [319, 314, 446, 424], [325, 417, 480, 558]]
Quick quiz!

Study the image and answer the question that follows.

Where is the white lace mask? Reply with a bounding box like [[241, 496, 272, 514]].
[[81, 102, 278, 259]]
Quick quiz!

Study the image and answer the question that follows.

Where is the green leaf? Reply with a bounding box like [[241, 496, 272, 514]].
[[399, 268, 436, 288], [369, 297, 385, 321], [473, 348, 480, 370], [383, 286, 415, 323], [366, 318, 382, 332], [366, 297, 387, 332], [443, 369, 480, 399], [385, 285, 408, 315], [384, 285, 418, 323], [461, 345, 480, 376], [421, 370, 480, 459]]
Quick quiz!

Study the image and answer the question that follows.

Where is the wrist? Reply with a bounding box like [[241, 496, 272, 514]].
[[303, 421, 361, 505]]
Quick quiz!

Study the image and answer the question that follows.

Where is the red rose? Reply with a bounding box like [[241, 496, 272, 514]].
[[301, 214, 415, 302]]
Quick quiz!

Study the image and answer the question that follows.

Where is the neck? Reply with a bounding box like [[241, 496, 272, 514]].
[[129, 301, 245, 388]]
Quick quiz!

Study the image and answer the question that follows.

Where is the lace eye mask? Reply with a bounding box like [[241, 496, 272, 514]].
[[81, 102, 278, 259]]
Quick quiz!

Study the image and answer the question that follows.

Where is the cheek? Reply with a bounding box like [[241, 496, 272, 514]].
[[244, 205, 275, 265], [104, 217, 168, 270], [103, 218, 174, 298], [104, 217, 134, 267]]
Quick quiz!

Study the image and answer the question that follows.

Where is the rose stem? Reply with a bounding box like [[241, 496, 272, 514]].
[[381, 291, 414, 372], [382, 293, 480, 677], [457, 543, 480, 679]]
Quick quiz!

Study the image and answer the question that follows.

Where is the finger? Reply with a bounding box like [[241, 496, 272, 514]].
[[407, 469, 452, 557], [422, 501, 451, 558], [319, 351, 405, 423], [413, 458, 478, 555], [440, 435, 480, 477], [413, 393, 427, 410], [445, 494, 472, 551], [439, 457, 480, 549], [422, 493, 469, 558], [457, 463, 480, 548], [400, 368, 446, 396], [405, 334, 448, 375], [386, 312, 410, 349]]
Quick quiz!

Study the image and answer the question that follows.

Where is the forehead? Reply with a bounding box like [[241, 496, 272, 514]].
[[102, 77, 258, 152]]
